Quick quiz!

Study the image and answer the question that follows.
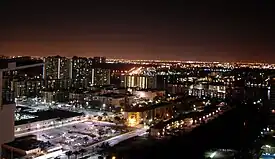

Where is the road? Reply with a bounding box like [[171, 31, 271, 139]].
[[93, 128, 147, 147], [87, 128, 147, 158]]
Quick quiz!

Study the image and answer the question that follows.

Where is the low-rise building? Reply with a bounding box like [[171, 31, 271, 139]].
[[41, 89, 68, 103], [149, 106, 221, 137], [14, 109, 83, 133], [167, 83, 190, 94], [2, 135, 63, 159], [93, 93, 135, 108], [124, 102, 174, 127]]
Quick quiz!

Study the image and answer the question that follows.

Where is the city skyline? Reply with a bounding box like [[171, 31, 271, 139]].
[[1, 2, 275, 158], [0, 2, 274, 62], [0, 45, 274, 158]]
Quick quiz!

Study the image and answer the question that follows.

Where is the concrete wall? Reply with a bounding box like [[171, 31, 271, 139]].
[[0, 103, 16, 154]]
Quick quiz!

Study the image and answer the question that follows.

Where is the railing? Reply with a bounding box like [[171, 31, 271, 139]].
[[2, 90, 15, 105], [0, 62, 44, 106]]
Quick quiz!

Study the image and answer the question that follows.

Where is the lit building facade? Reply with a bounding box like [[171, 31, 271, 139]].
[[124, 103, 173, 126], [43, 56, 71, 80], [121, 75, 157, 89], [71, 56, 90, 80], [13, 79, 44, 97], [44, 79, 72, 90], [92, 94, 135, 108], [187, 84, 227, 99], [91, 68, 110, 86], [70, 57, 93, 89], [44, 56, 110, 88]]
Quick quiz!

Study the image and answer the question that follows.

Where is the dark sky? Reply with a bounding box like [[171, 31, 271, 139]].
[[0, 1, 274, 62]]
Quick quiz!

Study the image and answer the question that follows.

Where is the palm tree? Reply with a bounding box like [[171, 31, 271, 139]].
[[101, 142, 111, 149], [79, 149, 87, 157], [73, 151, 80, 159], [65, 151, 73, 159], [98, 116, 103, 121], [83, 136, 89, 142], [114, 116, 121, 125], [106, 142, 111, 148]]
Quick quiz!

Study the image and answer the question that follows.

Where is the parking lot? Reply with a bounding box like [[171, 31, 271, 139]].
[[34, 121, 130, 152]]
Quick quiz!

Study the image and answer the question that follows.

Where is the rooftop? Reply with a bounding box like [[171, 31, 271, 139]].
[[126, 102, 173, 112], [15, 109, 82, 125], [0, 57, 43, 70], [5, 135, 53, 151], [98, 93, 133, 98]]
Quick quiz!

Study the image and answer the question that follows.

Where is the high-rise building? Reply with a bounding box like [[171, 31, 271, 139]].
[[91, 68, 110, 85], [70, 56, 92, 88], [89, 56, 111, 86], [93, 56, 106, 64], [121, 67, 157, 89], [43, 56, 71, 79], [13, 79, 44, 97], [43, 56, 110, 87], [156, 75, 168, 89], [121, 75, 157, 89], [71, 56, 90, 79]]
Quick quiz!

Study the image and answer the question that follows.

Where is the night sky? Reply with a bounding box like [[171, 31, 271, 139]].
[[0, 1, 274, 62]]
